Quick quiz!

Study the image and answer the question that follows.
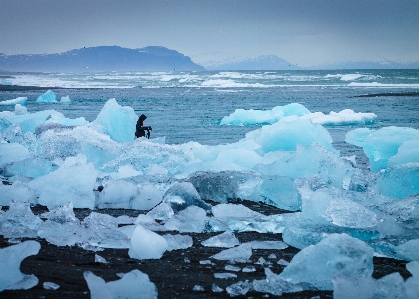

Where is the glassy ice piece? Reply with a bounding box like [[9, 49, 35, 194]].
[[250, 240, 288, 250], [41, 202, 78, 224], [38, 220, 84, 247], [225, 265, 241, 272], [0, 201, 43, 238], [0, 180, 37, 205], [226, 280, 253, 297], [0, 97, 27, 106], [199, 260, 212, 265], [201, 230, 240, 248], [242, 266, 256, 272], [163, 234, 193, 251], [0, 240, 40, 291], [147, 203, 174, 221], [95, 254, 108, 264], [162, 182, 211, 212], [211, 243, 252, 263], [214, 273, 237, 279], [279, 233, 374, 290], [83, 212, 118, 230], [128, 225, 168, 260], [212, 283, 224, 293], [130, 183, 163, 211], [188, 170, 262, 204], [253, 268, 308, 296], [260, 175, 302, 211], [0, 143, 30, 167], [43, 281, 60, 290], [84, 269, 157, 299], [164, 205, 207, 233], [97, 179, 137, 209], [192, 285, 204, 292], [60, 95, 71, 103], [134, 214, 167, 232], [405, 261, 419, 299]]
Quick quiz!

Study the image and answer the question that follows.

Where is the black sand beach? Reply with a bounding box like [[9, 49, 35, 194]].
[[0, 200, 411, 299]]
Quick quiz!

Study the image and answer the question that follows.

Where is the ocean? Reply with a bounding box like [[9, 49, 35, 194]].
[[1, 69, 419, 167]]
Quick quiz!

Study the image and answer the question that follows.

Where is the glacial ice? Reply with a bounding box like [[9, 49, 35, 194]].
[[164, 205, 207, 233], [0, 180, 37, 205], [60, 95, 71, 103], [0, 201, 43, 238], [210, 243, 253, 263], [163, 234, 193, 251], [0, 240, 40, 291], [84, 269, 157, 299], [201, 230, 240, 248], [279, 233, 374, 290], [36, 90, 57, 103], [128, 225, 168, 259], [0, 97, 27, 106]]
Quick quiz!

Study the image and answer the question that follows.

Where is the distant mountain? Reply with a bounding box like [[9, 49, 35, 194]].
[[0, 46, 205, 72], [310, 60, 419, 70], [205, 55, 302, 70]]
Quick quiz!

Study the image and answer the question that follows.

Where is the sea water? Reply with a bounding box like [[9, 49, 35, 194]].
[[1, 70, 419, 169]]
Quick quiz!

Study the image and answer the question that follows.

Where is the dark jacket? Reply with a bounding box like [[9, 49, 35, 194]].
[[135, 114, 151, 138]]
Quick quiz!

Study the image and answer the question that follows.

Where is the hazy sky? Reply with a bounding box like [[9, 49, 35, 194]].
[[1, 0, 418, 67]]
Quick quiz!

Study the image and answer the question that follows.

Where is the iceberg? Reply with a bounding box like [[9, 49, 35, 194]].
[[60, 95, 71, 103], [0, 97, 27, 106], [0, 241, 41, 291], [36, 90, 57, 103]]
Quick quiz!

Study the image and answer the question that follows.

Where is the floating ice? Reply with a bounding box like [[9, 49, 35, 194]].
[[301, 109, 376, 126], [60, 95, 71, 103], [346, 126, 419, 171], [0, 240, 40, 291], [84, 269, 157, 299], [220, 103, 310, 125], [91, 98, 138, 143], [36, 90, 57, 103], [201, 231, 240, 248], [163, 234, 193, 251], [128, 225, 168, 259], [0, 97, 27, 106], [14, 104, 27, 115], [279, 233, 374, 290]]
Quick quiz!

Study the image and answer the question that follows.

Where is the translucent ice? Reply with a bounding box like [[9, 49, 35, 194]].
[[346, 126, 419, 171], [36, 90, 57, 103], [28, 161, 96, 209], [0, 201, 43, 238], [210, 243, 253, 263], [301, 109, 377, 126], [0, 240, 40, 291], [279, 233, 374, 290], [0, 180, 37, 205], [162, 181, 211, 212], [201, 231, 240, 248], [163, 234, 193, 251], [164, 205, 207, 233], [43, 281, 60, 290], [220, 103, 311, 125], [0, 97, 27, 106], [97, 179, 137, 209], [60, 95, 71, 103], [214, 273, 237, 279], [95, 254, 108, 264], [91, 98, 138, 143], [253, 268, 308, 296], [226, 280, 253, 297], [84, 269, 157, 299], [128, 225, 168, 259], [0, 143, 30, 167]]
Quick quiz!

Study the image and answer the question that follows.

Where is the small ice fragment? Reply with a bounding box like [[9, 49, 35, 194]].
[[212, 283, 224, 293], [214, 273, 237, 279], [43, 281, 60, 290], [226, 280, 252, 297], [95, 254, 108, 264], [277, 259, 290, 266], [268, 253, 277, 259], [255, 257, 271, 265], [184, 257, 191, 263], [201, 230, 240, 248], [163, 234, 193, 251], [199, 260, 212, 265], [193, 285, 204, 292], [225, 265, 241, 272], [242, 266, 256, 273]]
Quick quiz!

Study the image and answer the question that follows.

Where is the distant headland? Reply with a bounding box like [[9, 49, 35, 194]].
[[0, 46, 205, 72]]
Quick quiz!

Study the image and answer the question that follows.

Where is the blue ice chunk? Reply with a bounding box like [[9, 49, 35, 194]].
[[279, 233, 374, 290], [346, 126, 419, 172], [36, 90, 57, 103], [220, 103, 311, 126], [162, 181, 211, 212], [0, 241, 40, 291], [0, 97, 27, 106], [91, 98, 138, 143]]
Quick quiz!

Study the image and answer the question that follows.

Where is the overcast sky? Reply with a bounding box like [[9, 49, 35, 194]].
[[1, 0, 418, 67]]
